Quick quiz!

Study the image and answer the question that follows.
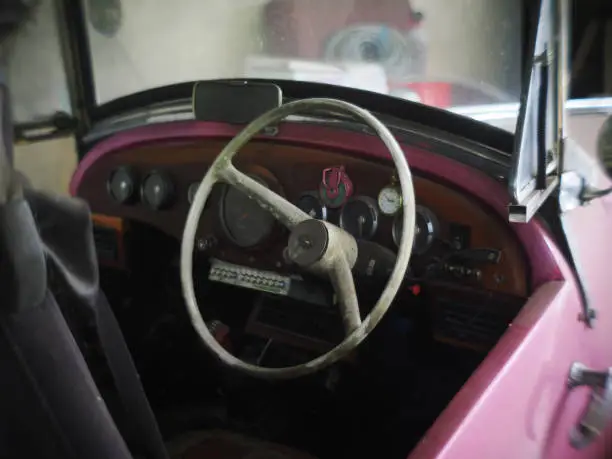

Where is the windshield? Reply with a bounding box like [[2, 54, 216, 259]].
[[5, 0, 523, 129], [84, 0, 521, 125]]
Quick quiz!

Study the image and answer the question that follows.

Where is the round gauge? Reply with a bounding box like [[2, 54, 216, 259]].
[[392, 205, 439, 254], [297, 192, 327, 220], [378, 185, 402, 216], [339, 196, 379, 240], [141, 171, 174, 210], [220, 176, 276, 248], [187, 182, 200, 204], [107, 166, 136, 204]]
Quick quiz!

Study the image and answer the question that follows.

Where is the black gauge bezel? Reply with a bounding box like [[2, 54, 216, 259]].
[[339, 196, 379, 240], [218, 175, 276, 248], [140, 170, 175, 210], [296, 191, 328, 221], [106, 165, 137, 204], [392, 204, 439, 254]]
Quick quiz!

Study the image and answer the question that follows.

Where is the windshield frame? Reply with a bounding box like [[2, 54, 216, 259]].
[[12, 0, 98, 140], [84, 78, 515, 151]]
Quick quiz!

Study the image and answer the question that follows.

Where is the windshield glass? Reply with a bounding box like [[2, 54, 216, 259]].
[[8, 0, 523, 129], [85, 0, 522, 126]]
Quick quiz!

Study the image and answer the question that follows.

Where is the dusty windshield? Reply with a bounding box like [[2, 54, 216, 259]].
[[5, 0, 522, 128], [85, 0, 521, 122]]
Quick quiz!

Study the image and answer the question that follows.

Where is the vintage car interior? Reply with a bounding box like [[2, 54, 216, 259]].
[[65, 81, 560, 459], [6, 0, 612, 458]]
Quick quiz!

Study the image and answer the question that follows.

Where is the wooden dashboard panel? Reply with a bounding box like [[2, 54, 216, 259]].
[[77, 139, 528, 297]]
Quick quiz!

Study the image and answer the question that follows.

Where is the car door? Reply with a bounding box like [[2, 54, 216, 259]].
[[532, 188, 611, 458]]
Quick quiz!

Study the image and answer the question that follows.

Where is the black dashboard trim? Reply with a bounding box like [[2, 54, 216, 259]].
[[86, 80, 515, 156]]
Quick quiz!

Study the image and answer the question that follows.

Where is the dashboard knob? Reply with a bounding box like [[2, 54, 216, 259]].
[[141, 171, 174, 210], [107, 166, 137, 204]]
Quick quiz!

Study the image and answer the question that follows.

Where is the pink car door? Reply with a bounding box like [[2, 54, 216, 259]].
[[541, 192, 612, 458], [548, 147, 612, 458]]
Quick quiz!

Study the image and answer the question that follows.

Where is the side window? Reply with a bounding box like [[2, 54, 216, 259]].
[[2, 0, 71, 123], [571, 1, 612, 99]]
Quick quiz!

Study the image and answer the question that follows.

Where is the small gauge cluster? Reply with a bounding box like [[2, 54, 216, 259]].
[[294, 169, 440, 255], [107, 166, 175, 210], [107, 166, 208, 210], [108, 164, 441, 256], [107, 166, 280, 250]]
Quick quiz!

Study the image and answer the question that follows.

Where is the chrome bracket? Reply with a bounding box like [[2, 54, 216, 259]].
[[567, 363, 612, 449]]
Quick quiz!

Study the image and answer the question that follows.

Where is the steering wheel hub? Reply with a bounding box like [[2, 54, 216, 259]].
[[286, 219, 329, 267]]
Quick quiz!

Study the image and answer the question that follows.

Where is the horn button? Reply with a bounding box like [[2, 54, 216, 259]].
[[286, 219, 330, 267]]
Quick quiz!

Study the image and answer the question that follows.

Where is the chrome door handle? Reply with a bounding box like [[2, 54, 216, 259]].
[[567, 363, 612, 449]]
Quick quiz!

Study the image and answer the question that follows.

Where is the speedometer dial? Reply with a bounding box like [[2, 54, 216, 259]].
[[220, 176, 276, 248]]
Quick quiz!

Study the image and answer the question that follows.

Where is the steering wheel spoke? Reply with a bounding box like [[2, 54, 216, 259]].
[[329, 253, 361, 335], [219, 163, 309, 229]]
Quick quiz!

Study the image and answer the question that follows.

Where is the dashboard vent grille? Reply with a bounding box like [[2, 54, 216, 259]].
[[434, 299, 512, 349]]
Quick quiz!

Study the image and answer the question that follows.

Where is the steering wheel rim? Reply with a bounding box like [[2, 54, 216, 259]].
[[180, 98, 416, 380]]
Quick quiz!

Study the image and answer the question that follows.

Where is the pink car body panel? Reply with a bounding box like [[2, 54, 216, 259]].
[[71, 119, 612, 458]]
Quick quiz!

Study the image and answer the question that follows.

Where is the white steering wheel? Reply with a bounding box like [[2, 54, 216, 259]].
[[181, 98, 416, 380]]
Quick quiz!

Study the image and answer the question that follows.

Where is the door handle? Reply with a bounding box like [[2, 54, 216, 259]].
[[567, 363, 612, 449]]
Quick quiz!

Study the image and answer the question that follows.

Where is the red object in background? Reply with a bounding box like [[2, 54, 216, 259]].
[[390, 81, 453, 108], [264, 0, 422, 59], [262, 0, 458, 108]]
